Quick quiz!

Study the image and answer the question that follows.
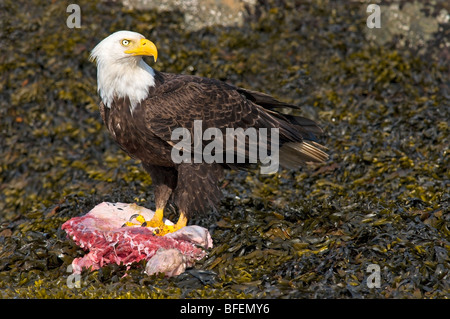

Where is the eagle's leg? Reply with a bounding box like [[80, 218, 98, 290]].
[[126, 164, 180, 235], [172, 212, 188, 230]]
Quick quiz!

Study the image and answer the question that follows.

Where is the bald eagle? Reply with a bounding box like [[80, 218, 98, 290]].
[[90, 31, 328, 235]]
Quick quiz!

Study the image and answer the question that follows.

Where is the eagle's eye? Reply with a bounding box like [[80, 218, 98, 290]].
[[121, 39, 131, 46]]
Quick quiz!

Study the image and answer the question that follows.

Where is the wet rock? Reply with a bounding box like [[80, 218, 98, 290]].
[[0, 0, 448, 298], [364, 1, 447, 50], [120, 0, 256, 31]]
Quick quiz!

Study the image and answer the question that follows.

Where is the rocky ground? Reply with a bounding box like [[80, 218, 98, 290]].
[[0, 0, 448, 298]]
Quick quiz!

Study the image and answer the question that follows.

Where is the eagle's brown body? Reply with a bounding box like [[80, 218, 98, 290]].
[[99, 70, 327, 218]]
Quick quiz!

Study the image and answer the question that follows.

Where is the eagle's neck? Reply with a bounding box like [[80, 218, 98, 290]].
[[97, 58, 155, 113]]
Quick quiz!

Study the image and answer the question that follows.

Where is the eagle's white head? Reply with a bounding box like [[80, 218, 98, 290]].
[[90, 30, 158, 112]]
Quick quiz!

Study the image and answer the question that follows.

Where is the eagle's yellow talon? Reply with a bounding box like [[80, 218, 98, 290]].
[[135, 214, 146, 224], [123, 209, 187, 236], [128, 213, 140, 221], [123, 221, 137, 227], [143, 209, 163, 227]]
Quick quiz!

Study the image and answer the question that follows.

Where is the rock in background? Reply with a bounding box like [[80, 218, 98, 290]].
[[119, 0, 256, 31]]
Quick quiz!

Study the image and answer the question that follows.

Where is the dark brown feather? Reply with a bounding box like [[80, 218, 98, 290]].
[[100, 70, 328, 217]]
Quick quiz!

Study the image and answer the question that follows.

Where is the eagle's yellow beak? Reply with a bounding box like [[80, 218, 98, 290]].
[[125, 39, 158, 62]]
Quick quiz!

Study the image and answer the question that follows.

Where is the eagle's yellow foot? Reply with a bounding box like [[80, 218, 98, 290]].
[[122, 213, 147, 227], [124, 209, 188, 236], [152, 213, 187, 236]]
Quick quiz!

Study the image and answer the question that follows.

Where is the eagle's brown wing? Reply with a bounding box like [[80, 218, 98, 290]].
[[141, 72, 327, 168], [135, 72, 327, 217]]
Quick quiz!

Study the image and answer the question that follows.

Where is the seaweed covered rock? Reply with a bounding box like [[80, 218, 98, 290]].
[[0, 0, 448, 298]]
